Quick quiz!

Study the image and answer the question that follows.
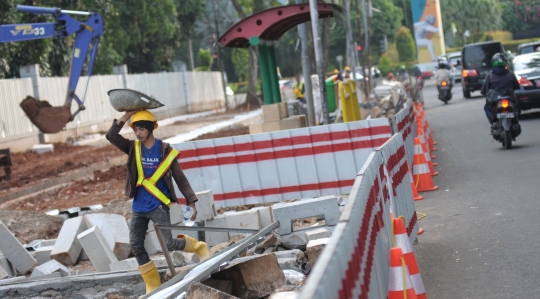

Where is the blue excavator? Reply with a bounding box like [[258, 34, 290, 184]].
[[0, 5, 103, 133]]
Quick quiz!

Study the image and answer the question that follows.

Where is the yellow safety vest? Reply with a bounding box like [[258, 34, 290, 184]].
[[134, 140, 180, 207], [294, 83, 305, 98]]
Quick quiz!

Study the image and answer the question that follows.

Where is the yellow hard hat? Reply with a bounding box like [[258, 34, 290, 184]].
[[334, 69, 339, 74], [129, 110, 158, 129], [344, 66, 351, 71]]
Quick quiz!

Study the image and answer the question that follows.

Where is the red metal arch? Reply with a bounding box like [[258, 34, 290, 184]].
[[218, 3, 342, 48]]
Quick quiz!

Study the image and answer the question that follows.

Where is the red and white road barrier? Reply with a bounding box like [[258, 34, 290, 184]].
[[171, 118, 392, 208], [392, 99, 417, 167]]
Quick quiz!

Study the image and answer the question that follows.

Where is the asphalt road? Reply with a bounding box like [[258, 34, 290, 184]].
[[413, 82, 540, 299]]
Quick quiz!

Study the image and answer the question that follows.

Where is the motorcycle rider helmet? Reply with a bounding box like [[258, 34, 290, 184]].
[[438, 58, 447, 69], [492, 53, 507, 68]]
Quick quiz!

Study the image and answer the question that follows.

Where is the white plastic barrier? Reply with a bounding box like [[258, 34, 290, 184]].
[[171, 118, 392, 208], [299, 133, 420, 299], [391, 99, 417, 166]]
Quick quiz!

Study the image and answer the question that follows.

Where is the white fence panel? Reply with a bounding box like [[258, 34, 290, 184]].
[[0, 78, 36, 139]]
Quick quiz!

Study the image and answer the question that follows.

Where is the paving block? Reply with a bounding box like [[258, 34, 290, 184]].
[[78, 249, 90, 261], [305, 228, 331, 242], [109, 257, 139, 272], [0, 221, 37, 273], [288, 115, 306, 127], [0, 276, 26, 285], [211, 254, 286, 298], [27, 272, 61, 281], [40, 239, 56, 247], [0, 255, 13, 277], [204, 215, 229, 247], [170, 203, 184, 224], [271, 196, 339, 235], [186, 281, 237, 299], [279, 117, 303, 130], [0, 265, 8, 279], [305, 238, 329, 266], [50, 216, 87, 266], [144, 231, 161, 255], [83, 213, 130, 260], [35, 245, 54, 265], [77, 226, 118, 272], [194, 190, 216, 222], [30, 260, 69, 277], [251, 207, 274, 228], [225, 210, 261, 237], [262, 102, 288, 122], [272, 249, 307, 262]]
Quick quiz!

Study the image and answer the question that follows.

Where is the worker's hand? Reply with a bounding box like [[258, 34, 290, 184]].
[[189, 202, 198, 221], [117, 110, 140, 125]]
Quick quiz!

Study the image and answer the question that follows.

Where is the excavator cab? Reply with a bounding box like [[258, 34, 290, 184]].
[[1, 5, 103, 133]]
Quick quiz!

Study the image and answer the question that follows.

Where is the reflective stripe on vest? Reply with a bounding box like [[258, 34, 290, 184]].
[[134, 140, 180, 207]]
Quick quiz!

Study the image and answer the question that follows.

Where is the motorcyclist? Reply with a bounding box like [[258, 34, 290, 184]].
[[434, 59, 452, 95], [480, 53, 520, 125]]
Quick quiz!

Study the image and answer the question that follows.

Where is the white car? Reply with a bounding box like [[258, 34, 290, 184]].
[[446, 51, 462, 83]]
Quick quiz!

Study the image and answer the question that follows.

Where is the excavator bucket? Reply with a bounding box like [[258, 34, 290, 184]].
[[20, 96, 72, 134]]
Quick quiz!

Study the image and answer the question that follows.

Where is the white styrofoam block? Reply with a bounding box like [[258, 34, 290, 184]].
[[193, 190, 216, 222], [83, 214, 130, 260], [32, 144, 54, 154], [225, 210, 262, 237], [77, 226, 118, 272], [0, 221, 37, 273], [251, 207, 274, 228], [50, 216, 87, 266], [271, 196, 340, 235], [35, 246, 54, 265], [204, 215, 229, 247]]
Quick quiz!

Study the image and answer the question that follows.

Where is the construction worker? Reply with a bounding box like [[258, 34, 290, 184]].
[[333, 69, 343, 82], [106, 109, 209, 296], [293, 75, 306, 103], [344, 66, 351, 79]]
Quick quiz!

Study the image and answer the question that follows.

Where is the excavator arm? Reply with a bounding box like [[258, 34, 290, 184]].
[[0, 5, 103, 133]]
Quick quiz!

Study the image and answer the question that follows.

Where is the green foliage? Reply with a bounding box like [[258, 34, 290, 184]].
[[196, 48, 213, 72], [441, 0, 502, 46], [231, 48, 249, 81], [377, 54, 394, 75], [395, 27, 416, 62], [369, 0, 404, 52], [386, 42, 400, 64], [500, 0, 540, 32]]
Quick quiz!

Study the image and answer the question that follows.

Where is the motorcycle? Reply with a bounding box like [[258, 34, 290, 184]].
[[437, 80, 452, 104], [490, 95, 521, 149]]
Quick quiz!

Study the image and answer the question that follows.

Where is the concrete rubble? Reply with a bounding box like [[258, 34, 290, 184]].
[[0, 191, 338, 299]]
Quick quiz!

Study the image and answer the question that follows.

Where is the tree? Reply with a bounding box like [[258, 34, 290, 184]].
[[440, 0, 502, 45], [500, 0, 540, 33], [377, 54, 393, 75], [231, 48, 249, 81], [196, 48, 213, 71], [395, 26, 415, 62], [369, 0, 404, 55]]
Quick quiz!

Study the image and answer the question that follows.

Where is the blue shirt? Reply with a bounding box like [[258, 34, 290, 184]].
[[133, 139, 171, 213]]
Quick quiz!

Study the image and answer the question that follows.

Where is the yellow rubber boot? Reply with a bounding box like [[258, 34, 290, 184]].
[[177, 234, 210, 261], [138, 260, 161, 296]]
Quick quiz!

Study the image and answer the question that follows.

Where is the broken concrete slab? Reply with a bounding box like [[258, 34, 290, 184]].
[[0, 265, 7, 279], [194, 190, 217, 222], [281, 234, 306, 251], [0, 276, 26, 285], [256, 233, 281, 250], [305, 238, 329, 266], [171, 251, 185, 267], [83, 213, 130, 260], [212, 254, 286, 299], [109, 258, 139, 272], [30, 260, 69, 278], [77, 226, 118, 272], [271, 195, 340, 235], [225, 210, 261, 237], [187, 281, 238, 299], [276, 257, 302, 272], [35, 246, 54, 265], [182, 252, 200, 265], [0, 221, 37, 274], [204, 215, 229, 247], [27, 272, 62, 282], [202, 279, 233, 294], [273, 249, 307, 262], [210, 242, 229, 256], [305, 228, 331, 242], [50, 216, 87, 266]]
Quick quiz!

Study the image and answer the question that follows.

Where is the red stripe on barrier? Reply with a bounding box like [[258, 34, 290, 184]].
[[407, 211, 418, 237], [179, 126, 392, 159]]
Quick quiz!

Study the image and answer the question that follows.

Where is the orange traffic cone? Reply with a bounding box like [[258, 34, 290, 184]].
[[407, 162, 423, 201], [413, 137, 438, 192], [425, 121, 437, 144], [417, 125, 439, 172], [423, 123, 438, 152], [394, 218, 428, 299], [388, 247, 419, 299]]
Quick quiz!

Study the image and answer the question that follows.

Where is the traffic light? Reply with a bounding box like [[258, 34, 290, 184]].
[[357, 45, 362, 52]]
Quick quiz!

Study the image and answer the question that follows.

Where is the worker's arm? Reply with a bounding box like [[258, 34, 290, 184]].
[[105, 111, 138, 154], [170, 155, 199, 220]]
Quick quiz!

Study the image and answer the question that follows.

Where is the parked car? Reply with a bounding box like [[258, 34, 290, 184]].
[[513, 52, 540, 111], [516, 40, 540, 56], [417, 62, 438, 80], [446, 51, 462, 83], [461, 41, 505, 98]]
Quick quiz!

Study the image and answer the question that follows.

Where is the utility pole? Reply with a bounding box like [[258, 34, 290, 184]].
[[309, 0, 329, 124], [344, 0, 358, 83], [366, 0, 373, 93], [188, 39, 195, 71], [356, 0, 369, 95], [296, 0, 315, 127], [211, 0, 229, 109]]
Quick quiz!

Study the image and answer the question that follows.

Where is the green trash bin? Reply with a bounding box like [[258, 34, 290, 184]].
[[325, 78, 337, 113]]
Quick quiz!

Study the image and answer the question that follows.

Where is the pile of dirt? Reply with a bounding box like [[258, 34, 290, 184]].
[[0, 210, 63, 244], [192, 126, 249, 141]]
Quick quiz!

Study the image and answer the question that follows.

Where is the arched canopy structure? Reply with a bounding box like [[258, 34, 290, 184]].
[[218, 3, 343, 48]]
